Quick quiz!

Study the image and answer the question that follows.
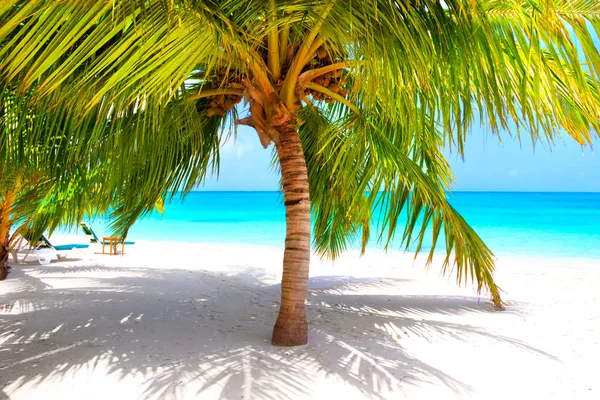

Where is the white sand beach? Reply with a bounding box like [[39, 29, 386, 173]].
[[1, 241, 599, 400]]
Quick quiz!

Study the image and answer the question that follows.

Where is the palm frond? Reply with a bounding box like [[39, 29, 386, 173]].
[[300, 103, 502, 308]]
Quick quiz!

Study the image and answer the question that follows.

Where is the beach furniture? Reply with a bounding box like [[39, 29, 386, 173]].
[[80, 222, 100, 243], [102, 237, 124, 255], [80, 222, 135, 255], [11, 233, 89, 265]]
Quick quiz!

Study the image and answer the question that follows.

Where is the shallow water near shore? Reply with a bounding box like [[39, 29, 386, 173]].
[[78, 191, 600, 259]]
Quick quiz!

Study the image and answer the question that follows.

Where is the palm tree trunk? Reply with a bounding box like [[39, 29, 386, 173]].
[[0, 231, 9, 281], [0, 190, 16, 281], [271, 115, 311, 346]]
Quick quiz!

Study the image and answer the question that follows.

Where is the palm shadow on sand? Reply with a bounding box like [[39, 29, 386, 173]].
[[1, 263, 552, 399]]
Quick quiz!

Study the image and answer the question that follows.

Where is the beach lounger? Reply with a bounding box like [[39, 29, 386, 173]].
[[11, 234, 89, 265], [80, 222, 135, 255], [80, 222, 136, 245]]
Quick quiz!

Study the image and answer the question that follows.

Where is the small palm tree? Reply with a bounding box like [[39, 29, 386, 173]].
[[0, 92, 92, 279], [1, 1, 599, 346], [0, 88, 214, 279]]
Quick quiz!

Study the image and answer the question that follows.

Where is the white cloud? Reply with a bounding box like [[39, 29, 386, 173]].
[[236, 143, 254, 158], [219, 131, 256, 158]]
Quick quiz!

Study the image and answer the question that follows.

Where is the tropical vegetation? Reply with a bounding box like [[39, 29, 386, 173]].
[[1, 0, 599, 346], [0, 91, 100, 280], [0, 87, 215, 279]]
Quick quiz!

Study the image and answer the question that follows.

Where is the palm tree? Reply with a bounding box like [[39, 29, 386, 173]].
[[1, 1, 599, 346], [1, 92, 80, 278], [0, 90, 106, 279], [0, 87, 216, 279]]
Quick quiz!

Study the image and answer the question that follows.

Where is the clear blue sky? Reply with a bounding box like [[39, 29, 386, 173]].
[[199, 125, 600, 192]]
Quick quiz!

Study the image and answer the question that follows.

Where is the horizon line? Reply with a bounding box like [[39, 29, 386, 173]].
[[186, 190, 600, 194]]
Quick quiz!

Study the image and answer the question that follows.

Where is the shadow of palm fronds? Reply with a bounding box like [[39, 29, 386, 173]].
[[0, 264, 551, 399]]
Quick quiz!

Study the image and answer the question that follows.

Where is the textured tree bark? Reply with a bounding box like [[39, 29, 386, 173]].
[[0, 194, 14, 281], [271, 115, 311, 346], [0, 231, 9, 281]]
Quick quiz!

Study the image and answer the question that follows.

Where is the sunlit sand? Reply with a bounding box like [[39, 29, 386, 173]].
[[1, 242, 598, 399]]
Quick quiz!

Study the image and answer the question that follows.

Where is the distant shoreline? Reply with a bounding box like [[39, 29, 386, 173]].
[[52, 192, 600, 259]]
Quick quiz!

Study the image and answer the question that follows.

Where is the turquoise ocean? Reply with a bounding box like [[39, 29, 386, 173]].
[[89, 192, 600, 258]]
